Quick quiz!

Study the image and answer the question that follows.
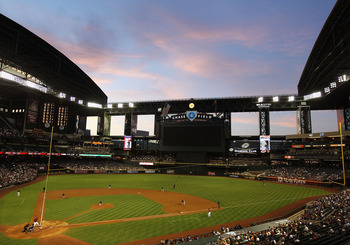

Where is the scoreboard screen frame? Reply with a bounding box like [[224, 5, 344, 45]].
[[160, 121, 225, 152]]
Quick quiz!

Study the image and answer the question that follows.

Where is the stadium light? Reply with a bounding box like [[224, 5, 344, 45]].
[[78, 100, 84, 105], [304, 91, 321, 100], [118, 103, 123, 108], [70, 96, 76, 102], [338, 74, 348, 83], [258, 97, 263, 103], [129, 102, 134, 108], [59, 92, 66, 98], [107, 104, 113, 108], [273, 96, 279, 102], [87, 102, 102, 108], [288, 96, 295, 102]]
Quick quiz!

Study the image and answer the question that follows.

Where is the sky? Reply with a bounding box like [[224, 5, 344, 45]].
[[0, 0, 339, 135]]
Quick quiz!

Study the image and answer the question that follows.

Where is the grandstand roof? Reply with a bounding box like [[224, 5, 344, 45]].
[[0, 14, 107, 105], [298, 0, 350, 109]]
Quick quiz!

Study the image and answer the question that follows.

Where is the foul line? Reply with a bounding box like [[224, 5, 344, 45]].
[[47, 195, 315, 229]]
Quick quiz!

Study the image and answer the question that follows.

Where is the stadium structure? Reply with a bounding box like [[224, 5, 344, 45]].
[[1, 1, 350, 172], [1, 0, 350, 244]]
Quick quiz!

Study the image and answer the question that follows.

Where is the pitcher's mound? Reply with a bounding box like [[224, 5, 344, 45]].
[[91, 203, 114, 209]]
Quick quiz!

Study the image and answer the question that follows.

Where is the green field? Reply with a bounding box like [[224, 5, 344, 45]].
[[0, 174, 331, 244]]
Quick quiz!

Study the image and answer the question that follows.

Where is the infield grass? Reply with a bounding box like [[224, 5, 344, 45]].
[[0, 174, 331, 244]]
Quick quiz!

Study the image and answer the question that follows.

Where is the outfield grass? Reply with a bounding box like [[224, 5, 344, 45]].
[[0, 174, 331, 244], [45, 194, 166, 223]]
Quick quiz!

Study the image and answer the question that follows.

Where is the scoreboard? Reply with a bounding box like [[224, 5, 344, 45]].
[[160, 120, 225, 152]]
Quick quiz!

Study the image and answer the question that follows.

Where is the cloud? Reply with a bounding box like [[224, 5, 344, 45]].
[[270, 114, 296, 128], [231, 113, 258, 125]]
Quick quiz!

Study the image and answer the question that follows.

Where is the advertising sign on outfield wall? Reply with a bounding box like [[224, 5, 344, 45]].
[[145, 170, 156, 174]]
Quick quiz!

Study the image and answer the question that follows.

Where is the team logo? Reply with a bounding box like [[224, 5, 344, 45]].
[[241, 142, 250, 148], [186, 111, 197, 121]]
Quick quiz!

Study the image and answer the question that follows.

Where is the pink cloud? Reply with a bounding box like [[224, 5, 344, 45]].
[[231, 113, 258, 125], [270, 114, 296, 128]]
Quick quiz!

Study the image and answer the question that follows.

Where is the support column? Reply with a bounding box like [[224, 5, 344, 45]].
[[297, 106, 311, 134], [103, 114, 111, 136], [97, 112, 104, 136], [337, 108, 350, 131], [224, 112, 231, 138], [154, 113, 162, 138], [259, 108, 270, 136], [124, 112, 132, 136], [344, 108, 350, 131]]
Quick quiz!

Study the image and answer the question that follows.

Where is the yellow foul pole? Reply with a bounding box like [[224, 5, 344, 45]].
[[40, 126, 54, 226]]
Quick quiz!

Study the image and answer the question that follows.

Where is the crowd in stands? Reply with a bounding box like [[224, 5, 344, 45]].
[[209, 188, 350, 245], [58, 160, 147, 171], [130, 154, 159, 162], [0, 127, 14, 137], [129, 152, 176, 163], [161, 188, 350, 244], [261, 166, 347, 182], [0, 160, 37, 189]]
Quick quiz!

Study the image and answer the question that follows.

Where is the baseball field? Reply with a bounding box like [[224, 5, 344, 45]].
[[0, 174, 333, 245]]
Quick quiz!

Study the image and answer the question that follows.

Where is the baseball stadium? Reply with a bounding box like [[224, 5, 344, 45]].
[[1, 1, 350, 245]]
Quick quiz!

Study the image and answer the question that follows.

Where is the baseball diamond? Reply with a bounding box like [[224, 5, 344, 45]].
[[0, 174, 333, 245]]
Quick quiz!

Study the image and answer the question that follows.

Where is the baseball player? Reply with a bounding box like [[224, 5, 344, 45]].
[[33, 217, 39, 227]]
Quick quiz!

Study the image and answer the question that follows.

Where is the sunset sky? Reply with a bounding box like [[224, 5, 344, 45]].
[[0, 0, 339, 135]]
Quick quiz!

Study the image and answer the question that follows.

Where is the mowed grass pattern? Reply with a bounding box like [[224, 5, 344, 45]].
[[45, 194, 166, 223], [0, 174, 331, 244]]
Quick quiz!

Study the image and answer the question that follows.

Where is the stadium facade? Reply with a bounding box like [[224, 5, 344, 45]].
[[0, 0, 350, 166]]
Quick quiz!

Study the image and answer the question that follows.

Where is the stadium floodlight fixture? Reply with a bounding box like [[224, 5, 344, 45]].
[[288, 96, 295, 102], [118, 103, 123, 108], [304, 91, 321, 100], [324, 87, 330, 94], [87, 102, 102, 108], [78, 100, 84, 105], [272, 96, 279, 102], [59, 92, 66, 98], [258, 97, 263, 103], [338, 74, 348, 83], [107, 104, 113, 108], [70, 96, 76, 102], [129, 102, 134, 108]]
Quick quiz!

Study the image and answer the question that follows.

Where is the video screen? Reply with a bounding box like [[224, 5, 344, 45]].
[[161, 123, 224, 152], [259, 135, 270, 153], [124, 135, 132, 150]]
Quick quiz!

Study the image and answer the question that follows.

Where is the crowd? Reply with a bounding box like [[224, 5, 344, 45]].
[[262, 166, 346, 182], [0, 127, 14, 137], [0, 161, 37, 188], [129, 153, 176, 163], [209, 188, 350, 245], [58, 160, 147, 171], [161, 188, 350, 245]]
